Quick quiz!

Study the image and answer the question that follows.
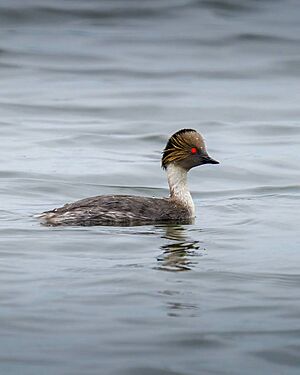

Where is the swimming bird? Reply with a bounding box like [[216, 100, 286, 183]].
[[39, 129, 219, 226]]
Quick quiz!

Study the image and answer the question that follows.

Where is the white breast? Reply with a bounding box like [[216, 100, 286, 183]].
[[166, 164, 195, 217]]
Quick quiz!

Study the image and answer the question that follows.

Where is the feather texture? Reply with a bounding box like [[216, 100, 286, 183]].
[[39, 195, 193, 226], [39, 129, 218, 226]]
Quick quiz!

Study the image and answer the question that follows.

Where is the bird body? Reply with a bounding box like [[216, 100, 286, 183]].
[[40, 195, 192, 226], [39, 129, 219, 226]]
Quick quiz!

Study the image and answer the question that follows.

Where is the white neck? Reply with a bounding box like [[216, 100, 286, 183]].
[[166, 164, 195, 217]]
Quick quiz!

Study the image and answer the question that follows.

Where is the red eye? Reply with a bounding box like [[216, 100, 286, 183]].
[[191, 147, 197, 154]]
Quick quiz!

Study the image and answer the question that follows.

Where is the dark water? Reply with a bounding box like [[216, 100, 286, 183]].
[[1, 1, 300, 374]]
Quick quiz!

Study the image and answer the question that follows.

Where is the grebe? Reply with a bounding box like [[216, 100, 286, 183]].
[[39, 129, 219, 226]]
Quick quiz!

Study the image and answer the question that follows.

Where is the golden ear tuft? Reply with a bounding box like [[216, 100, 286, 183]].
[[161, 129, 197, 169]]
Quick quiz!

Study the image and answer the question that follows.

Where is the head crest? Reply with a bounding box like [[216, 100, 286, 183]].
[[161, 129, 197, 169]]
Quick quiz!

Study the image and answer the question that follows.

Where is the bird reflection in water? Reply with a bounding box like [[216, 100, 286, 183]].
[[155, 225, 203, 271]]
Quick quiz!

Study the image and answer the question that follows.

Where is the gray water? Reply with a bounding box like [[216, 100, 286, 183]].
[[1, 0, 300, 374]]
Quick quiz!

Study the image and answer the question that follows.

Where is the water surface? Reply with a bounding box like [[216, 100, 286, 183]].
[[0, 1, 300, 374]]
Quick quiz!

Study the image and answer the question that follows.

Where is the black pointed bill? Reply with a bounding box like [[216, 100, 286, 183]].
[[201, 155, 219, 165]]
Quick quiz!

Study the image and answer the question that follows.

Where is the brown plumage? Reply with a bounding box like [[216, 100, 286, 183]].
[[39, 129, 219, 226], [162, 129, 217, 170], [40, 195, 192, 226]]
